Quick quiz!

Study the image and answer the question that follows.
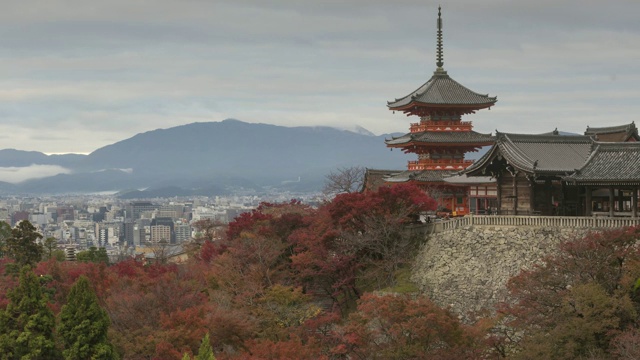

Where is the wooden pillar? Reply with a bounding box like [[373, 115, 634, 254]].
[[513, 173, 518, 215], [545, 178, 553, 216], [633, 187, 638, 218], [496, 177, 502, 215], [585, 186, 592, 216], [529, 178, 536, 214], [609, 186, 615, 217], [618, 188, 624, 212], [560, 182, 566, 216]]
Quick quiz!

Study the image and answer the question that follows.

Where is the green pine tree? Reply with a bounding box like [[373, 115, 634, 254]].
[[0, 221, 11, 258], [0, 266, 59, 359], [57, 275, 118, 360], [5, 220, 44, 268], [195, 333, 216, 360], [76, 246, 109, 264]]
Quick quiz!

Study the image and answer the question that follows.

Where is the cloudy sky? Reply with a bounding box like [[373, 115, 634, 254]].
[[1, 0, 639, 154]]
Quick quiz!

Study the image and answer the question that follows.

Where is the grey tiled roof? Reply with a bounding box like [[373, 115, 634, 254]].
[[564, 142, 640, 185], [465, 132, 594, 175], [384, 170, 457, 183], [363, 168, 402, 191], [443, 174, 495, 184], [585, 122, 636, 135], [387, 70, 497, 109], [584, 122, 639, 142], [386, 131, 494, 146]]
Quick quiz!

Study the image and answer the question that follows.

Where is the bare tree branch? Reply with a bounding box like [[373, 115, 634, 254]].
[[323, 166, 366, 196]]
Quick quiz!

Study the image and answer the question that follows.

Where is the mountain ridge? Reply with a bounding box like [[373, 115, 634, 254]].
[[0, 119, 406, 195]]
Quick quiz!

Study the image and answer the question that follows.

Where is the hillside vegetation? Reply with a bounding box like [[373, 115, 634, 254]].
[[2, 184, 640, 359]]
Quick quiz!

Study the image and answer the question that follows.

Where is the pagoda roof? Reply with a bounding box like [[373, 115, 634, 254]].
[[386, 130, 494, 146], [465, 132, 594, 176], [564, 142, 640, 185], [384, 170, 455, 183], [387, 8, 496, 114], [387, 70, 497, 111], [362, 168, 402, 191], [584, 122, 639, 142]]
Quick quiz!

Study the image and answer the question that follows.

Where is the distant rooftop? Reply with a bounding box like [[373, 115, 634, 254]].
[[584, 122, 639, 142]]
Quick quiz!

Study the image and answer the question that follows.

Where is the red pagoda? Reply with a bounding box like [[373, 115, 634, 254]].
[[384, 7, 497, 215]]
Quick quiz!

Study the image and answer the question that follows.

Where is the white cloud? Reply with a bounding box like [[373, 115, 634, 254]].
[[0, 165, 71, 183], [0, 1, 639, 153]]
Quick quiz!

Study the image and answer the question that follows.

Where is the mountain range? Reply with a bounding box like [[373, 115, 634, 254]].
[[0, 119, 410, 196]]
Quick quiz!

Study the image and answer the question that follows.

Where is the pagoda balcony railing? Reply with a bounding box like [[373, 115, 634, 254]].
[[408, 159, 474, 171], [410, 121, 472, 133]]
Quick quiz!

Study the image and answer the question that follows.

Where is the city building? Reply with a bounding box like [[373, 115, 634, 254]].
[[175, 223, 192, 243], [150, 217, 175, 244], [126, 201, 159, 220], [57, 206, 75, 222]]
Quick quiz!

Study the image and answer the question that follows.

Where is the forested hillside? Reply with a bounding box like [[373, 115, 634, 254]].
[[0, 120, 407, 194], [1, 185, 640, 359]]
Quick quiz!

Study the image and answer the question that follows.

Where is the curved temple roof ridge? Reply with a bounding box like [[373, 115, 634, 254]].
[[465, 130, 596, 176], [585, 122, 636, 135], [495, 132, 593, 144], [385, 130, 495, 146], [466, 131, 640, 183], [387, 75, 497, 108], [584, 122, 639, 142], [564, 141, 640, 184]]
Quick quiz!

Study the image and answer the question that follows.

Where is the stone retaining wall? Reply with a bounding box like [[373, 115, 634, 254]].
[[411, 225, 592, 318]]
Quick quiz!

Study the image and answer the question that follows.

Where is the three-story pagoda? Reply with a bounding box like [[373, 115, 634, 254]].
[[384, 7, 497, 215]]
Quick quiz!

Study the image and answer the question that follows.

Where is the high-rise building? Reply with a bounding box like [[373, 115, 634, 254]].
[[57, 206, 75, 222], [126, 202, 159, 220], [150, 217, 175, 244], [175, 223, 192, 243], [124, 221, 136, 247], [11, 211, 29, 226]]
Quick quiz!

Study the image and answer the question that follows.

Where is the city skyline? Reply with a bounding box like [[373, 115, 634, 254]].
[[1, 1, 639, 154]]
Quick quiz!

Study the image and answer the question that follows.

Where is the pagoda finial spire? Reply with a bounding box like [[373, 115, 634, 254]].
[[436, 5, 444, 70]]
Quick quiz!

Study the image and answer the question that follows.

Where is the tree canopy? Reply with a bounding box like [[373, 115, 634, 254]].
[[0, 221, 11, 258], [496, 226, 640, 359], [4, 185, 638, 358], [76, 246, 109, 264], [5, 220, 43, 267], [0, 266, 59, 359], [58, 275, 117, 360]]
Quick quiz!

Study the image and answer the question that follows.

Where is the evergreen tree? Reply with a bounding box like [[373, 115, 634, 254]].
[[0, 220, 11, 258], [43, 237, 58, 260], [76, 246, 109, 264], [58, 275, 117, 360], [196, 333, 216, 360], [0, 266, 59, 359], [5, 220, 43, 267]]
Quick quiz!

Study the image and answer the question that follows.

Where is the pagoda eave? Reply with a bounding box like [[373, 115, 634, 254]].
[[388, 101, 495, 116], [386, 141, 493, 150]]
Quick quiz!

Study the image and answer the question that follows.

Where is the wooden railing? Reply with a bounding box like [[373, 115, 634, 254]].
[[410, 121, 472, 133], [423, 215, 640, 234], [407, 159, 474, 171]]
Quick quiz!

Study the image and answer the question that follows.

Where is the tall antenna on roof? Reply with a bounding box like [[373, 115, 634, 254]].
[[436, 6, 444, 70]]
